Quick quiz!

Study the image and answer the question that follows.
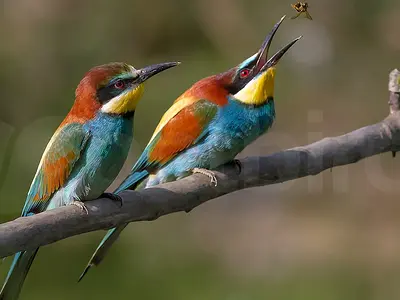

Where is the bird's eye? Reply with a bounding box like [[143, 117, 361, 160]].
[[114, 80, 125, 89], [240, 69, 250, 79]]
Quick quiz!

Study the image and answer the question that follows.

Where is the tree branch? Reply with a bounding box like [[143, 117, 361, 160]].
[[0, 70, 399, 259]]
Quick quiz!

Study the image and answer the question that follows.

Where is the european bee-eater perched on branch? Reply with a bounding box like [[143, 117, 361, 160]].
[[0, 61, 179, 300], [79, 16, 300, 281]]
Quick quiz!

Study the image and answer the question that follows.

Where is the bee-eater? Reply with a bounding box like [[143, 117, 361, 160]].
[[0, 61, 179, 300], [80, 16, 300, 281]]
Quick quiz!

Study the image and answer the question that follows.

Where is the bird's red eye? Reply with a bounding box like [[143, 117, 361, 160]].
[[114, 80, 125, 89], [240, 69, 250, 78]]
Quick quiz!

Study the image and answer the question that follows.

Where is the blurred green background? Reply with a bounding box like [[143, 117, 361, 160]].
[[1, 0, 400, 299]]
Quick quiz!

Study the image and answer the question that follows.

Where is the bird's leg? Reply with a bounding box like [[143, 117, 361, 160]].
[[100, 192, 123, 207], [192, 168, 218, 186], [71, 201, 89, 215]]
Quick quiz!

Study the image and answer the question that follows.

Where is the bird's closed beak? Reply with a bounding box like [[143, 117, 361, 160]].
[[138, 61, 181, 83]]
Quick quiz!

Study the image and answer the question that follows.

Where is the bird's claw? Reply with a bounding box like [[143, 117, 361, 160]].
[[101, 192, 123, 207], [71, 201, 89, 214], [193, 168, 218, 186], [233, 159, 242, 174]]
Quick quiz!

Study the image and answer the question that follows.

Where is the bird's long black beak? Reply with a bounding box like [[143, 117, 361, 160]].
[[254, 15, 286, 73], [261, 36, 302, 71], [254, 16, 302, 73], [138, 61, 180, 83]]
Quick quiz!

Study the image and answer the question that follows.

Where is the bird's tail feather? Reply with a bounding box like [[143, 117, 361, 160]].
[[0, 249, 39, 300], [78, 224, 127, 282], [114, 170, 148, 193], [78, 170, 149, 282]]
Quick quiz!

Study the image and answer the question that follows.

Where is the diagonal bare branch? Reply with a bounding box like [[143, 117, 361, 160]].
[[0, 70, 399, 259]]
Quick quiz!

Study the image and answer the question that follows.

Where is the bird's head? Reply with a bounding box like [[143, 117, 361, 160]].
[[218, 16, 301, 106], [74, 61, 179, 119]]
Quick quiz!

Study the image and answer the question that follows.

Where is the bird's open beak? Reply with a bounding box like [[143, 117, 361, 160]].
[[254, 16, 286, 73], [138, 61, 180, 83], [261, 37, 302, 71], [234, 17, 301, 105], [254, 16, 301, 74]]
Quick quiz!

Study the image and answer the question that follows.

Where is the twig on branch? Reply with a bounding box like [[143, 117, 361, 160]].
[[0, 70, 399, 259], [389, 69, 400, 114], [389, 69, 400, 157]]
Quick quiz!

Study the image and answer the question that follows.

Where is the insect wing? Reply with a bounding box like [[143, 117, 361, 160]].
[[291, 12, 302, 19]]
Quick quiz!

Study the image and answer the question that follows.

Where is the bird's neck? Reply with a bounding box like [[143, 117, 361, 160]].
[[60, 93, 101, 127], [95, 111, 135, 121]]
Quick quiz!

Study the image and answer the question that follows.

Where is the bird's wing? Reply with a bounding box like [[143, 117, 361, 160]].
[[22, 123, 90, 215], [132, 98, 219, 172]]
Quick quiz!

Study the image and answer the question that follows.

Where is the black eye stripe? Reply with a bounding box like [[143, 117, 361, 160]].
[[111, 78, 135, 86], [97, 78, 136, 104]]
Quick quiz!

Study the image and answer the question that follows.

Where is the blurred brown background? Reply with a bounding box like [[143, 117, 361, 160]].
[[1, 0, 400, 299]]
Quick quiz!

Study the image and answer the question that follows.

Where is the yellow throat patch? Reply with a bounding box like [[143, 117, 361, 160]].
[[234, 68, 276, 105], [101, 84, 145, 114]]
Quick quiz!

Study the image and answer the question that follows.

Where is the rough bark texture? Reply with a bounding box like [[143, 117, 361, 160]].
[[0, 70, 399, 259]]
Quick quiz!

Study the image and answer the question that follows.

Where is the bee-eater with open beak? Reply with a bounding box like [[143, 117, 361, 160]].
[[0, 61, 179, 300], [79, 16, 300, 281]]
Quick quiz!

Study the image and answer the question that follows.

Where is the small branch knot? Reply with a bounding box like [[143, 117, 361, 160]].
[[388, 69, 400, 115], [389, 69, 400, 93]]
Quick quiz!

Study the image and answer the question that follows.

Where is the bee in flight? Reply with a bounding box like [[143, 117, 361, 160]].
[[291, 2, 313, 20]]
